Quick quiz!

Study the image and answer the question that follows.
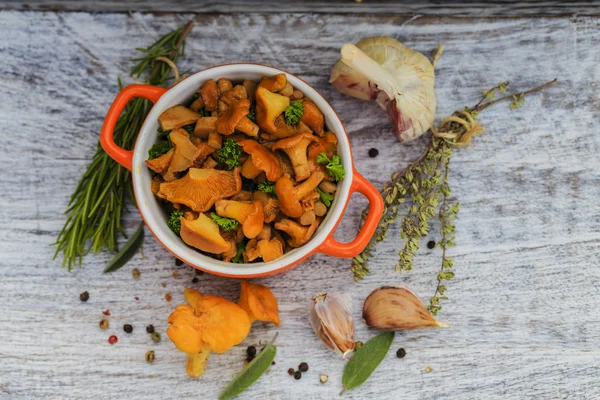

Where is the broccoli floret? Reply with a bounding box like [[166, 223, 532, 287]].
[[316, 187, 334, 207], [210, 212, 239, 231], [216, 139, 242, 170], [231, 242, 245, 264], [284, 100, 304, 125], [247, 106, 257, 123], [257, 181, 275, 194], [316, 152, 345, 181], [167, 210, 185, 236]]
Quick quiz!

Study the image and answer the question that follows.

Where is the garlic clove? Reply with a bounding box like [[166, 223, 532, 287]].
[[309, 293, 355, 355], [330, 36, 436, 143], [362, 286, 449, 330]]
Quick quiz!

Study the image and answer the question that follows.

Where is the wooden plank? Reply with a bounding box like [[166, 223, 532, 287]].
[[2, 0, 600, 16], [0, 10, 599, 400]]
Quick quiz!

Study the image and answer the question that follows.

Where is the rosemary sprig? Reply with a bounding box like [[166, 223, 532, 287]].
[[53, 21, 194, 271], [351, 78, 557, 314]]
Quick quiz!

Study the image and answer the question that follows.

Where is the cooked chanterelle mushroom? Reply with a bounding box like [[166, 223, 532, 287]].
[[146, 74, 346, 263]]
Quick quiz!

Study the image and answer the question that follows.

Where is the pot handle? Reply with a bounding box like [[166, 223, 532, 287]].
[[100, 84, 168, 171], [317, 169, 384, 258]]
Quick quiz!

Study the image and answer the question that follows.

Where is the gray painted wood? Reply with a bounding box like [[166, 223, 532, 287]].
[[0, 10, 599, 400], [2, 0, 600, 16]]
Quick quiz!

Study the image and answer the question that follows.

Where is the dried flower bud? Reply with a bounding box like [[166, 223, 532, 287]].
[[309, 293, 355, 356], [362, 286, 449, 330]]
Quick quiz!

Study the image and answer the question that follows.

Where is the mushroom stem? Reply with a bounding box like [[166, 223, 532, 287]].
[[186, 346, 211, 378], [296, 171, 326, 199], [340, 43, 399, 102]]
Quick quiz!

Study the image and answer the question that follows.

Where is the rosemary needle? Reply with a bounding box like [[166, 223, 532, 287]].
[[53, 21, 194, 271]]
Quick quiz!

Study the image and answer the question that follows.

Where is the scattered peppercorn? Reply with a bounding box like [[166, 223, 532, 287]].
[[79, 291, 89, 302], [146, 325, 155, 334], [397, 348, 406, 358], [298, 362, 309, 372], [135, 296, 139, 301], [108, 335, 118, 345], [172, 271, 179, 279], [425, 366, 432, 373], [161, 283, 167, 288], [294, 371, 302, 380], [99, 318, 109, 330], [145, 350, 155, 363], [191, 277, 199, 284], [175, 258, 183, 266], [354, 341, 363, 350], [132, 268, 140, 279], [102, 309, 111, 316], [247, 346, 257, 357], [427, 240, 436, 249], [150, 332, 161, 343], [123, 324, 133, 333], [165, 293, 172, 302], [288, 368, 295, 376], [319, 374, 328, 384], [271, 361, 276, 365], [368, 148, 379, 158]]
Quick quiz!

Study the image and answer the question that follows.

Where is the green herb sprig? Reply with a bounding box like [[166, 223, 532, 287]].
[[52, 22, 194, 271], [351, 78, 557, 315], [211, 213, 240, 231], [284, 100, 304, 125], [257, 181, 275, 194], [317, 152, 345, 181], [216, 139, 242, 170], [168, 210, 185, 236]]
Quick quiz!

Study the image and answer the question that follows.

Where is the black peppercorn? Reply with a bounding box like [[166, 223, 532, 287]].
[[191, 277, 199, 284], [271, 361, 276, 365], [79, 291, 89, 302], [427, 240, 436, 249], [123, 324, 133, 333], [150, 332, 161, 343], [396, 348, 406, 358], [288, 368, 295, 376], [146, 324, 155, 334], [175, 258, 183, 266], [247, 346, 257, 357], [298, 362, 308, 372], [246, 355, 255, 363], [294, 371, 302, 380], [368, 148, 379, 158]]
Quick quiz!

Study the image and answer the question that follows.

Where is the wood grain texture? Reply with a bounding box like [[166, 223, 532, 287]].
[[2, 0, 600, 16], [0, 10, 599, 400]]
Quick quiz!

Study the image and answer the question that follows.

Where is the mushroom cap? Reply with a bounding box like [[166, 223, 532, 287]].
[[238, 280, 280, 325], [274, 217, 321, 248], [180, 213, 234, 254], [256, 87, 290, 134], [145, 148, 174, 174], [159, 105, 201, 131], [258, 74, 287, 92], [158, 167, 242, 212], [257, 238, 284, 262], [299, 99, 324, 135], [184, 288, 203, 311], [215, 199, 264, 239], [199, 79, 220, 112], [216, 98, 251, 135], [272, 132, 318, 181], [263, 197, 280, 223], [167, 294, 251, 354], [238, 140, 283, 182], [275, 170, 325, 218], [307, 132, 338, 172], [164, 129, 201, 181]]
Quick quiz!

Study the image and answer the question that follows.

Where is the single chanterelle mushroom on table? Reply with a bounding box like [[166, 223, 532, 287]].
[[255, 86, 290, 134], [158, 167, 242, 212], [275, 218, 321, 248], [330, 36, 436, 142], [163, 129, 200, 181], [272, 132, 318, 181], [238, 280, 280, 325], [238, 140, 282, 182], [275, 170, 326, 218], [180, 213, 235, 255], [168, 288, 251, 378], [214, 199, 264, 239]]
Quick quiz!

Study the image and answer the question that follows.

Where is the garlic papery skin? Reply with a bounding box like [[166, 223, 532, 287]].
[[362, 286, 449, 330], [309, 293, 355, 355], [330, 36, 436, 143]]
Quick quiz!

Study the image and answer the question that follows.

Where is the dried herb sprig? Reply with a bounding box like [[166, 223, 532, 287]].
[[351, 78, 557, 314], [53, 21, 194, 270]]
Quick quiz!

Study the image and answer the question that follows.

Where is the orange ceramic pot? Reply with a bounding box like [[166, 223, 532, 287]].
[[101, 64, 383, 278]]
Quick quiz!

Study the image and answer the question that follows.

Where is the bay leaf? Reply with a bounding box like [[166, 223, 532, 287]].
[[219, 342, 276, 400], [341, 331, 394, 394]]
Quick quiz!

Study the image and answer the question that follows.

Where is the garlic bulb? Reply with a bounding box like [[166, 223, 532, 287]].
[[362, 286, 449, 330], [309, 293, 355, 355], [330, 36, 436, 142]]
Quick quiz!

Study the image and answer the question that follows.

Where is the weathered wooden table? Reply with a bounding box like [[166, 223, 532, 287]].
[[1, 2, 599, 399]]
